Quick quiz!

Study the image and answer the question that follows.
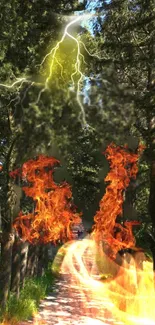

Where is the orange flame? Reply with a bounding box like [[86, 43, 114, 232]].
[[93, 143, 145, 256], [9, 143, 154, 325], [51, 238, 155, 325], [11, 155, 82, 244]]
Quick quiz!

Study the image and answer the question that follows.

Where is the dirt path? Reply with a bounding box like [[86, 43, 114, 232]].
[[20, 273, 124, 325]]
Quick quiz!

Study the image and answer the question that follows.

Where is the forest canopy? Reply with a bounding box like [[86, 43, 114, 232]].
[[0, 0, 155, 312]]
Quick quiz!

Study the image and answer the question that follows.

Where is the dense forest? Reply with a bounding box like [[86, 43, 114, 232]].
[[0, 0, 155, 322]]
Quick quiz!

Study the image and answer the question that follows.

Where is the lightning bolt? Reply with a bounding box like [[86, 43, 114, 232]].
[[0, 13, 102, 126], [37, 14, 93, 125], [0, 77, 27, 89]]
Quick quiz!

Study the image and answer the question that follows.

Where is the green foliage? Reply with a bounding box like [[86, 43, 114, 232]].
[[100, 0, 155, 151], [77, 0, 155, 245], [3, 295, 37, 323], [0, 0, 85, 229], [40, 263, 56, 290], [134, 223, 152, 256], [0, 0, 84, 163], [131, 157, 151, 250], [134, 159, 150, 220], [20, 278, 46, 305], [0, 270, 55, 324], [66, 126, 102, 209]]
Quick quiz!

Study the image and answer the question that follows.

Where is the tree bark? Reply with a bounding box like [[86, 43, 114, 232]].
[[43, 245, 49, 270], [0, 180, 17, 307], [26, 245, 38, 277], [149, 160, 155, 271], [10, 239, 21, 297], [36, 245, 49, 277], [37, 245, 44, 277], [20, 241, 29, 288], [0, 231, 15, 309]]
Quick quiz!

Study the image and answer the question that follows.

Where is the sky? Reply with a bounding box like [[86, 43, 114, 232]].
[[77, 0, 106, 36], [75, 0, 107, 105]]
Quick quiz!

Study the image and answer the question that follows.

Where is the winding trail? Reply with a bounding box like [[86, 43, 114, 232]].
[[20, 273, 124, 325]]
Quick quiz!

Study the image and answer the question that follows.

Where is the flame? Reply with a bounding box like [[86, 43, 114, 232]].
[[10, 155, 82, 244], [8, 144, 154, 325], [50, 238, 155, 325], [93, 143, 145, 256]]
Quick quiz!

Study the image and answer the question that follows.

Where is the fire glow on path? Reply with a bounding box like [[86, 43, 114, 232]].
[[10, 143, 155, 324], [49, 238, 155, 325]]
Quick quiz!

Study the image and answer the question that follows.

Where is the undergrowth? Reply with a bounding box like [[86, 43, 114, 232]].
[[0, 266, 55, 325]]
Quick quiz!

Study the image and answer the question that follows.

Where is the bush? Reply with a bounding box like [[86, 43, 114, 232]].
[[1, 268, 55, 324], [20, 278, 46, 305], [41, 263, 56, 288], [4, 295, 37, 323]]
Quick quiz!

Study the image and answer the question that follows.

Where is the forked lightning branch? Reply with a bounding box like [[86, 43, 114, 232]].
[[0, 14, 101, 126]]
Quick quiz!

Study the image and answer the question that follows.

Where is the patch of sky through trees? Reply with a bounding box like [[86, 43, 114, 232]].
[[76, 0, 108, 107]]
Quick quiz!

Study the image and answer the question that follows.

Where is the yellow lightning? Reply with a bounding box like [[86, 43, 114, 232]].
[[37, 14, 93, 125], [0, 13, 103, 126], [0, 77, 27, 89]]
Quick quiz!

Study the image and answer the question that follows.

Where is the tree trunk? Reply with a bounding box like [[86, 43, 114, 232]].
[[0, 180, 17, 308], [20, 241, 29, 288], [37, 245, 44, 277], [26, 245, 38, 277], [43, 245, 49, 270], [0, 231, 15, 309], [37, 245, 49, 277], [149, 160, 155, 270], [10, 239, 21, 297], [0, 111, 18, 308]]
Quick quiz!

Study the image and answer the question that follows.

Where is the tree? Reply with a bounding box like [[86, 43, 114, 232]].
[[83, 0, 155, 264], [66, 126, 102, 210], [0, 0, 85, 307], [0, 104, 19, 308]]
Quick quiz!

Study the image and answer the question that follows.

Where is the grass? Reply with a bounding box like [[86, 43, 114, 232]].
[[0, 266, 55, 325]]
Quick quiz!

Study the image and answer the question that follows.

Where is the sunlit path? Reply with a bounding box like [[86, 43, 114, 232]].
[[20, 240, 125, 325], [21, 275, 124, 325], [19, 237, 155, 325]]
